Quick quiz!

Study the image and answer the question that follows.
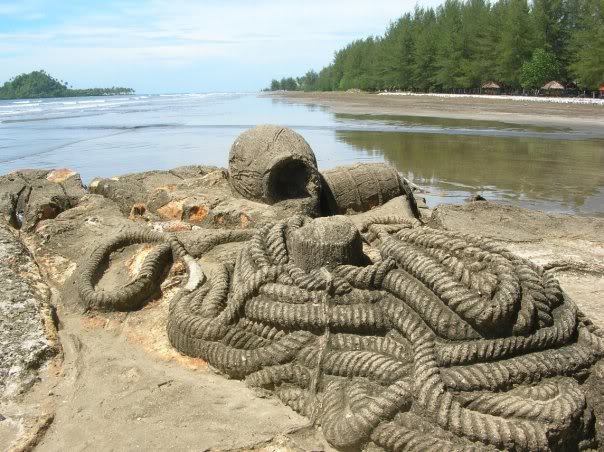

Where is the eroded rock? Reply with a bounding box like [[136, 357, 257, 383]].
[[3, 126, 603, 451], [90, 165, 219, 216], [75, 209, 604, 450], [320, 163, 404, 215], [0, 169, 86, 231], [0, 224, 58, 398], [228, 125, 321, 215]]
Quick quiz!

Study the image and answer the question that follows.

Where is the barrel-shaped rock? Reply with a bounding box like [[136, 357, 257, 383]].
[[320, 163, 403, 215], [288, 216, 363, 272], [228, 125, 321, 208]]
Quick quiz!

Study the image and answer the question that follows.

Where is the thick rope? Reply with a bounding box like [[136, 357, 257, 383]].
[[77, 215, 604, 451]]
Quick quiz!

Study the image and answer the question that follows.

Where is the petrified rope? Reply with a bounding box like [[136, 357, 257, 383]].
[[77, 228, 253, 311], [79, 215, 604, 450]]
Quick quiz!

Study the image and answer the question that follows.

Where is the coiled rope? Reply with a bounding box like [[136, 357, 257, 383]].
[[79, 215, 604, 451]]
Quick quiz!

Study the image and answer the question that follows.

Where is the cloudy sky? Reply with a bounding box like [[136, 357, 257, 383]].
[[0, 0, 442, 93]]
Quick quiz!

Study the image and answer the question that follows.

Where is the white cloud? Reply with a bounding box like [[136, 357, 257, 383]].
[[0, 0, 443, 91], [0, 1, 46, 18]]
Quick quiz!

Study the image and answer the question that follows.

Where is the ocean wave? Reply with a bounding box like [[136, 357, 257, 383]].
[[74, 123, 181, 131], [53, 100, 144, 111], [157, 92, 244, 98], [0, 92, 247, 120], [0, 108, 43, 116], [0, 103, 43, 109]]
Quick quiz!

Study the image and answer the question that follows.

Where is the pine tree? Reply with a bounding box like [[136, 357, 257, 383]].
[[570, 0, 604, 88], [267, 0, 603, 92], [497, 0, 536, 87]]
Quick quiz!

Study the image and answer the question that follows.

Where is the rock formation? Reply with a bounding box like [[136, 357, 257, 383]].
[[0, 224, 58, 398], [80, 212, 604, 451], [1, 125, 604, 451], [320, 163, 405, 215], [228, 125, 321, 215]]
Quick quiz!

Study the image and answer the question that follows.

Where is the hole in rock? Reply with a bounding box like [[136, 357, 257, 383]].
[[267, 159, 312, 203]]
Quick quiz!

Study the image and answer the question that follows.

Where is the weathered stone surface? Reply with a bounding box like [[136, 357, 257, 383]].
[[0, 169, 86, 231], [90, 165, 219, 215], [91, 167, 279, 229], [432, 201, 604, 243], [161, 213, 604, 450], [432, 201, 604, 326], [3, 127, 603, 451], [46, 168, 77, 183], [320, 163, 404, 215], [145, 170, 281, 228], [0, 224, 57, 399], [228, 125, 321, 214], [289, 216, 363, 271], [33, 194, 130, 257]]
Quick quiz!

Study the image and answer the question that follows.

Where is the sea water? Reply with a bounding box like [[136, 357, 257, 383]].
[[1, 93, 602, 216]]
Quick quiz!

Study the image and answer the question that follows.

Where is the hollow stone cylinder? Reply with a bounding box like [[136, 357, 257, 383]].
[[320, 163, 404, 215], [228, 125, 321, 211]]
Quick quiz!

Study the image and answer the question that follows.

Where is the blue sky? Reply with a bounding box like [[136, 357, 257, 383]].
[[0, 0, 442, 93]]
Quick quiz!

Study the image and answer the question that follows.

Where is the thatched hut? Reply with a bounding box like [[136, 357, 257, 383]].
[[599, 85, 604, 98], [481, 81, 501, 95], [541, 81, 565, 97], [564, 81, 578, 97]]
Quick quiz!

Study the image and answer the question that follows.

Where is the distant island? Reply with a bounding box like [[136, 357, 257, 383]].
[[0, 70, 134, 100]]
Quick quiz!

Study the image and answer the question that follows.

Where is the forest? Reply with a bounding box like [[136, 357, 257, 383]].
[[0, 71, 134, 99], [268, 0, 604, 92]]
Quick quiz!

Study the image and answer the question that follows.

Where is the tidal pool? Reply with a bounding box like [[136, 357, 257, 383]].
[[335, 128, 604, 216]]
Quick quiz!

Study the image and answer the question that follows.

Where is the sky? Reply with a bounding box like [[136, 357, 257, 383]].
[[0, 0, 442, 93]]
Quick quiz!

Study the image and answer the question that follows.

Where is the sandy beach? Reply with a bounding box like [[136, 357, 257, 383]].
[[269, 91, 604, 137]]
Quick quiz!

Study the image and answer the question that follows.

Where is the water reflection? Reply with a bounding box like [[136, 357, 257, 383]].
[[2, 93, 603, 216], [336, 130, 604, 216], [335, 113, 571, 135]]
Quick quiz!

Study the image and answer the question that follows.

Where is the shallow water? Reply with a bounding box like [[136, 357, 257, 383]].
[[1, 93, 602, 216]]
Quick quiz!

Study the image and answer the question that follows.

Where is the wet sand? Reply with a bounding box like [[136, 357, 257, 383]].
[[269, 91, 604, 137]]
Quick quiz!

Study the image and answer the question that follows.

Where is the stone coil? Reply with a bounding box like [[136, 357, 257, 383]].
[[78, 214, 604, 450]]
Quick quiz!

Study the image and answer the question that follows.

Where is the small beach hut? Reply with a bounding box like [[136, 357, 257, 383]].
[[564, 81, 578, 97], [599, 85, 604, 98], [481, 81, 501, 95], [541, 81, 565, 97]]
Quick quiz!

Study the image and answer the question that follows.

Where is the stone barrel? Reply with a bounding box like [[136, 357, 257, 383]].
[[228, 125, 321, 207], [320, 163, 403, 215]]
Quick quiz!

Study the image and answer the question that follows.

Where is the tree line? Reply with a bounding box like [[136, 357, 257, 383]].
[[0, 70, 134, 100], [267, 0, 604, 93]]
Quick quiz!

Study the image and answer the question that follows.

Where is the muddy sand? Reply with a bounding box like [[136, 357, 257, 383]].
[[1, 162, 603, 451], [269, 91, 604, 136]]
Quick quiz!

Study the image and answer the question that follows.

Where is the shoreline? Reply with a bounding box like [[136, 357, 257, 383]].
[[267, 91, 604, 138]]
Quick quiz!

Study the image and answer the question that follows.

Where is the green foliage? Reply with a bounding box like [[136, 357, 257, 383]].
[[266, 0, 604, 92], [270, 79, 281, 91], [520, 48, 562, 88], [0, 70, 67, 99], [268, 77, 298, 91], [570, 0, 604, 89], [297, 70, 319, 91], [0, 71, 134, 100], [496, 0, 536, 86]]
